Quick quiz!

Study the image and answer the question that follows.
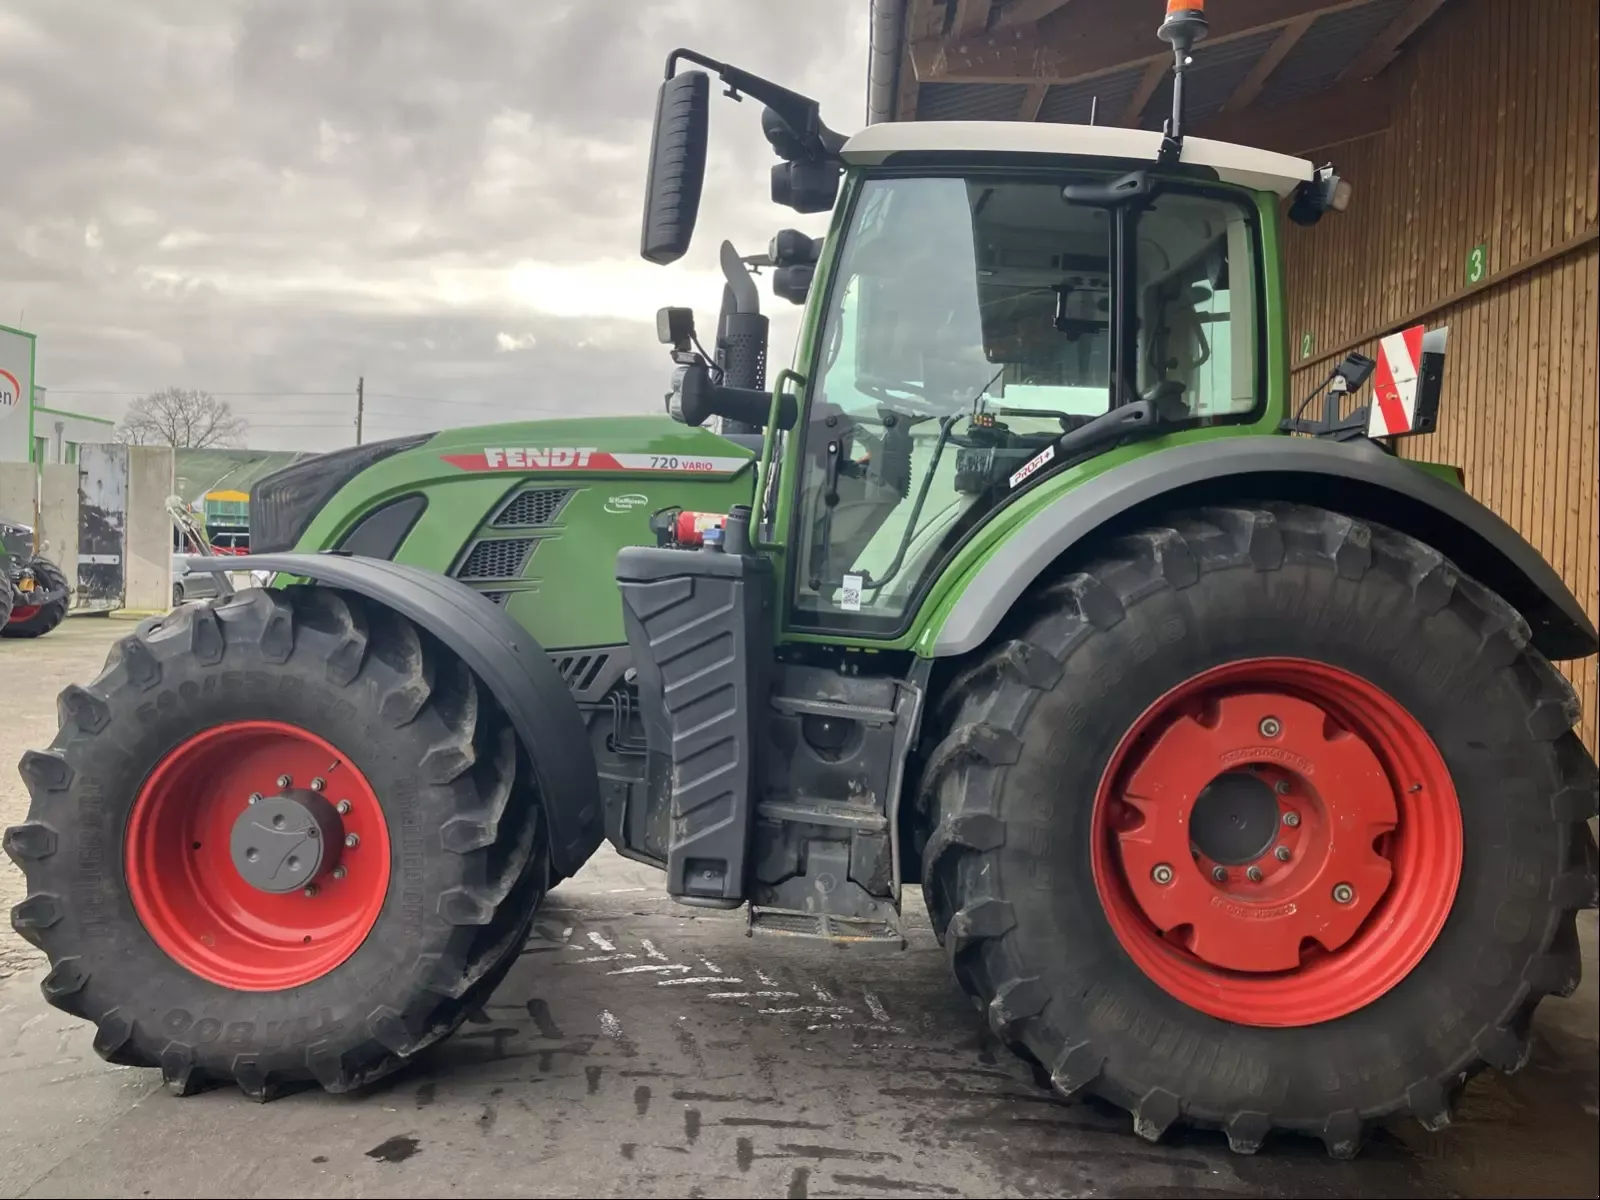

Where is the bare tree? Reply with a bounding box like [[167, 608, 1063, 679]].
[[115, 387, 248, 449]]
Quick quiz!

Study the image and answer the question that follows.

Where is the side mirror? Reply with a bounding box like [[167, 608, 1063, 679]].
[[640, 71, 710, 265]]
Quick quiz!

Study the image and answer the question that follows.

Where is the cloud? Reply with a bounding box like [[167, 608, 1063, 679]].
[[0, 0, 868, 450]]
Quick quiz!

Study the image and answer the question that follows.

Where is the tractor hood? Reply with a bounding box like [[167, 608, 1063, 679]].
[[263, 414, 759, 651]]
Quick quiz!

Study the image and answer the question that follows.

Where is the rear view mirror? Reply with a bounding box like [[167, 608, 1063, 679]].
[[640, 71, 710, 265]]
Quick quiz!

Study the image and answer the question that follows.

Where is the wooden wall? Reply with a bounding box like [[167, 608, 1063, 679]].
[[1284, 0, 1600, 752]]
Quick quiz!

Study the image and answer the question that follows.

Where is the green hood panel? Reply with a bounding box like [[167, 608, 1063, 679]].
[[292, 416, 757, 651]]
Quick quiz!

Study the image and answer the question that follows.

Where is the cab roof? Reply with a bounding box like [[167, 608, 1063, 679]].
[[839, 122, 1314, 197]]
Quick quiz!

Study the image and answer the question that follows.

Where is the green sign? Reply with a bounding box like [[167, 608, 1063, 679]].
[[1299, 331, 1315, 360], [1466, 242, 1487, 285]]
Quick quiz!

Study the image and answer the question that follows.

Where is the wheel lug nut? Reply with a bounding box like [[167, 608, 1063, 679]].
[[1211, 866, 1227, 883], [1273, 779, 1290, 795], [1151, 863, 1174, 885], [332, 866, 347, 880], [345, 833, 360, 849], [303, 884, 318, 897], [1281, 810, 1300, 827], [336, 800, 351, 815], [1258, 716, 1281, 738], [247, 792, 262, 806], [1333, 882, 1355, 904], [1246, 866, 1264, 882], [311, 777, 326, 792], [1274, 845, 1291, 862], [276, 774, 292, 789]]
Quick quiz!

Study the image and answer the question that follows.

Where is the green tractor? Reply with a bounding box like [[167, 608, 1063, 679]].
[[8, 5, 1596, 1157]]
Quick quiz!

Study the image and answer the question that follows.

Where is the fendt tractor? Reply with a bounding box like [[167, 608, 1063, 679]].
[[8, 2, 1597, 1157]]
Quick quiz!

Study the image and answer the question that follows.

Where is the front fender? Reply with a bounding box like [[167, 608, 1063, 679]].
[[187, 552, 603, 876], [931, 437, 1597, 662]]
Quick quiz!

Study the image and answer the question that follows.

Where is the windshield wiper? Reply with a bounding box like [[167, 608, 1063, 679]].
[[1045, 380, 1189, 465]]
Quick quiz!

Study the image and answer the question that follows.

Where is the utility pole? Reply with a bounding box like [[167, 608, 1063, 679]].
[[355, 376, 364, 445]]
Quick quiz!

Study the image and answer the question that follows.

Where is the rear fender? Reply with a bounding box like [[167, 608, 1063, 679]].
[[187, 552, 603, 876], [931, 438, 1597, 662]]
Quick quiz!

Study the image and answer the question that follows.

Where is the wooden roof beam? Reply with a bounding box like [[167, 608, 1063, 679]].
[[951, 0, 994, 40], [1119, 57, 1170, 127], [912, 0, 1377, 85], [1221, 13, 1316, 113], [1337, 0, 1451, 83], [1197, 69, 1397, 155], [1018, 82, 1050, 121], [994, 0, 1072, 29]]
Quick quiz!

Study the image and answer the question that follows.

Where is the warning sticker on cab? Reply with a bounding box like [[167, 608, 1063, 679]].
[[440, 448, 749, 473], [1008, 444, 1055, 489]]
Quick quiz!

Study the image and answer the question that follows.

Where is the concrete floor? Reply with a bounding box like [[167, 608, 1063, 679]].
[[0, 618, 1596, 1199]]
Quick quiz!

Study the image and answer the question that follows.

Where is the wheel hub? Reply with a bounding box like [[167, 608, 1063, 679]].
[[229, 789, 343, 894], [125, 720, 389, 991], [1092, 658, 1463, 1026], [1189, 770, 1280, 864], [1114, 690, 1396, 972]]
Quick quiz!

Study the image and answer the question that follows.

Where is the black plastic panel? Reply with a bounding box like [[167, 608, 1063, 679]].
[[616, 544, 772, 901], [336, 493, 427, 559]]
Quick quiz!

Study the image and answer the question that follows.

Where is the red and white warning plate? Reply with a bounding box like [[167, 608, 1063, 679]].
[[1367, 324, 1425, 438]]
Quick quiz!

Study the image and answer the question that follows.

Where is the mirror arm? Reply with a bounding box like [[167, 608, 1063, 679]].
[[664, 47, 839, 162]]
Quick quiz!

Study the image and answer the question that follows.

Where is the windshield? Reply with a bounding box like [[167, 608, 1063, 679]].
[[789, 174, 1260, 633]]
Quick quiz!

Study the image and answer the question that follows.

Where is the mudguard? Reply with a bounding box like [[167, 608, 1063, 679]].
[[186, 552, 604, 876], [933, 437, 1598, 662]]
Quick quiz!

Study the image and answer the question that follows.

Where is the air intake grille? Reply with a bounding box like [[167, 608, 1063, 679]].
[[457, 538, 537, 580], [494, 488, 573, 527], [479, 591, 510, 606], [553, 651, 610, 692]]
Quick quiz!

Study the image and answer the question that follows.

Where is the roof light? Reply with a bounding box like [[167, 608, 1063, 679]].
[[1159, 0, 1209, 45]]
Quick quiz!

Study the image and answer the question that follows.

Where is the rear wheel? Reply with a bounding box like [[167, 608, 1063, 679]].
[[919, 504, 1597, 1156], [0, 568, 13, 628], [2, 556, 69, 638], [6, 586, 547, 1098]]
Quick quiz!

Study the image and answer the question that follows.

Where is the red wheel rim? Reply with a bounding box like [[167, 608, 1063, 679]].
[[1091, 658, 1462, 1026], [126, 721, 390, 991], [7, 604, 41, 623]]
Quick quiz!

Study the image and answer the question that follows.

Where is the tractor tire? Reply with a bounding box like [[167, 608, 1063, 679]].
[[2, 556, 69, 638], [0, 568, 13, 629], [6, 585, 549, 1099], [918, 503, 1597, 1157]]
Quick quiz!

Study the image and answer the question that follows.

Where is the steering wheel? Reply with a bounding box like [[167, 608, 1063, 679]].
[[856, 376, 957, 418]]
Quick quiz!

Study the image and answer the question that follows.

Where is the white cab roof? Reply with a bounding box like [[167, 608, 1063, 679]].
[[840, 122, 1314, 197]]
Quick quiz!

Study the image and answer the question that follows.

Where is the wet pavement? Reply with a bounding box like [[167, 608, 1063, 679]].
[[0, 619, 1596, 1198]]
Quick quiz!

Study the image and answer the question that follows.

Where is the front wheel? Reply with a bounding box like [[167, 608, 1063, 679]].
[[919, 504, 1597, 1156], [2, 556, 69, 638], [6, 586, 547, 1098]]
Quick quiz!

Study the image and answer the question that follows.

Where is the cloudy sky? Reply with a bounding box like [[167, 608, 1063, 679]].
[[1, 0, 868, 450]]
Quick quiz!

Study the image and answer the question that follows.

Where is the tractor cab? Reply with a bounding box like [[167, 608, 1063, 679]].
[[641, 42, 1342, 640]]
